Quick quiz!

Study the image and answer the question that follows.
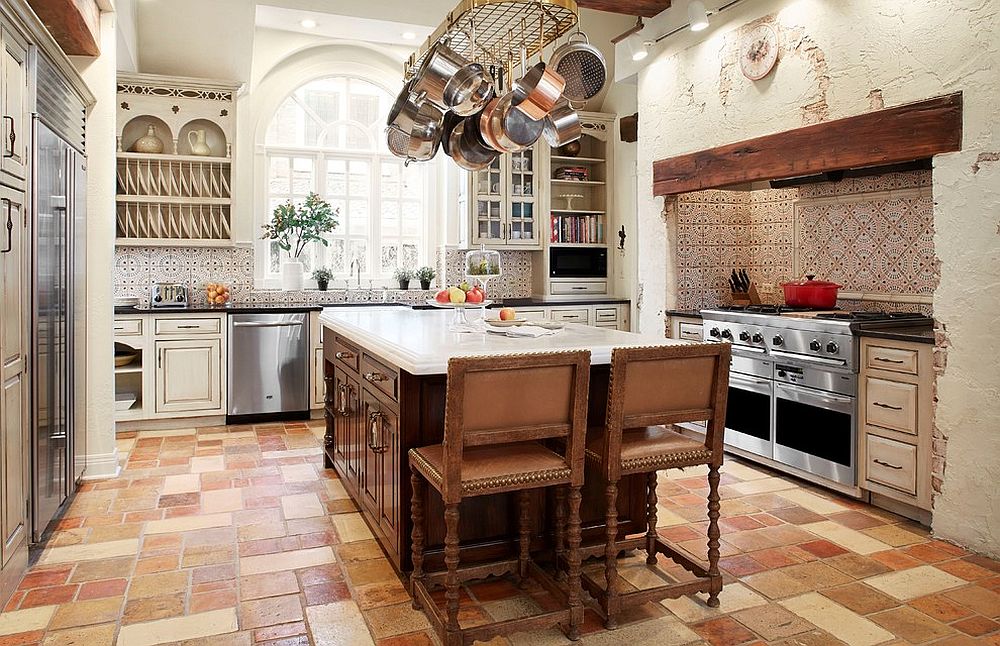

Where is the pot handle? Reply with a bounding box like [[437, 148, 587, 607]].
[[567, 31, 590, 45]]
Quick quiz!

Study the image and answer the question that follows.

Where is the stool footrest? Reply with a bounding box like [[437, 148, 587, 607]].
[[424, 558, 519, 587]]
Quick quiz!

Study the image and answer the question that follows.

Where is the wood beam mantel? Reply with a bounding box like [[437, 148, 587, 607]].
[[578, 0, 671, 18], [652, 93, 963, 196], [27, 0, 100, 56]]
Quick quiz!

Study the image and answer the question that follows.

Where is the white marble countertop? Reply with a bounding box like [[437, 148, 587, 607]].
[[319, 307, 682, 375]]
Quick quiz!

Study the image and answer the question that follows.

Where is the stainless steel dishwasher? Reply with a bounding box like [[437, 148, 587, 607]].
[[228, 313, 309, 417]]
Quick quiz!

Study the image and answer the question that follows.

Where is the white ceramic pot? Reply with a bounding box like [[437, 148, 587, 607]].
[[281, 260, 304, 291]]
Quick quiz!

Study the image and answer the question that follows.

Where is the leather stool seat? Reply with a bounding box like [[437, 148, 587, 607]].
[[585, 425, 712, 475], [410, 442, 572, 496]]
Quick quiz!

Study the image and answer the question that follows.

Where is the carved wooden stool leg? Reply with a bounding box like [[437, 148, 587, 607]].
[[706, 464, 722, 608], [645, 471, 659, 565], [604, 481, 620, 629], [409, 467, 425, 609], [554, 486, 566, 582], [518, 490, 531, 588], [444, 502, 462, 640], [566, 485, 583, 641]]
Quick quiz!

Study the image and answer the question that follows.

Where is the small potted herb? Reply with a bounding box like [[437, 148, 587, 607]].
[[416, 266, 436, 290], [312, 267, 332, 291], [394, 267, 414, 290]]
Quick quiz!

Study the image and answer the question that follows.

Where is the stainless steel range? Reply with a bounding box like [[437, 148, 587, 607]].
[[701, 306, 931, 492]]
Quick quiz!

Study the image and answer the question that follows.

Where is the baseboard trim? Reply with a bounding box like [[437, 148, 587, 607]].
[[80, 449, 121, 480]]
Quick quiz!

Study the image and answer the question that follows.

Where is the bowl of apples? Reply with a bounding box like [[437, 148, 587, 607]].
[[205, 282, 231, 307], [427, 282, 493, 327]]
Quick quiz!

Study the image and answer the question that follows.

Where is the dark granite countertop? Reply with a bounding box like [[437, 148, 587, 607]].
[[665, 310, 703, 319], [858, 325, 936, 345], [115, 298, 630, 317]]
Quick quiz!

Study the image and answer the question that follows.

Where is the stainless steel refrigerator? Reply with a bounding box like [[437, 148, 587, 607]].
[[31, 59, 87, 541]]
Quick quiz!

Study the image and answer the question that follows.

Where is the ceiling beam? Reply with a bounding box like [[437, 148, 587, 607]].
[[27, 0, 100, 56], [577, 0, 671, 18], [652, 93, 963, 196]]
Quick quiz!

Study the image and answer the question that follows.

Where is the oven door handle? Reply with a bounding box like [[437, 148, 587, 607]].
[[729, 375, 772, 391], [776, 382, 854, 408], [732, 344, 766, 354], [770, 349, 848, 368]]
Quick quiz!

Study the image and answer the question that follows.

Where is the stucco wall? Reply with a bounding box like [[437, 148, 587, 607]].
[[634, 0, 999, 555]]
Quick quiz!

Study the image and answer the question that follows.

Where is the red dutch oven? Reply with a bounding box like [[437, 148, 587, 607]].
[[781, 275, 842, 308]]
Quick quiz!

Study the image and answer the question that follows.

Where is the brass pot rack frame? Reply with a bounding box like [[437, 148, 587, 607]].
[[404, 0, 579, 81]]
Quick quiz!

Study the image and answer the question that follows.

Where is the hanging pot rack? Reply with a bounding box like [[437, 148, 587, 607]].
[[404, 0, 580, 79]]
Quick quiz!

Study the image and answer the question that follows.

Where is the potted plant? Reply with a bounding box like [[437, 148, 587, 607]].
[[261, 192, 338, 290], [394, 267, 414, 290], [312, 267, 332, 291], [416, 266, 436, 290]]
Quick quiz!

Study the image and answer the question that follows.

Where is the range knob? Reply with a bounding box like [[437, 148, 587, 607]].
[[809, 339, 822, 351], [709, 327, 721, 338], [826, 341, 839, 354], [738, 331, 751, 342], [175, 294, 185, 302], [752, 332, 764, 343], [772, 335, 784, 346], [721, 329, 733, 340]]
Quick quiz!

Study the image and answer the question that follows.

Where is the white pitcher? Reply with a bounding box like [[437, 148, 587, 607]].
[[187, 129, 212, 156]]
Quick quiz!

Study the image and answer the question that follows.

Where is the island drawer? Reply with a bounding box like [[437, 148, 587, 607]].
[[154, 317, 222, 336], [865, 344, 919, 375], [114, 318, 143, 336], [865, 434, 917, 495], [361, 353, 399, 402], [332, 336, 361, 373], [864, 377, 918, 436]]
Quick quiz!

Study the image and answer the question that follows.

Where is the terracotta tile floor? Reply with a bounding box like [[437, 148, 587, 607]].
[[1, 421, 998, 645]]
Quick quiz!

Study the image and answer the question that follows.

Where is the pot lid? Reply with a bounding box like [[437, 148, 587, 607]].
[[782, 274, 842, 288]]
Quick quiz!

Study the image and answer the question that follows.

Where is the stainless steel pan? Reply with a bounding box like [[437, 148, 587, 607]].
[[451, 118, 498, 171], [542, 98, 581, 147]]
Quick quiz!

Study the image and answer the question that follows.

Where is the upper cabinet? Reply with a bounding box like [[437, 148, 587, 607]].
[[115, 73, 241, 246], [0, 25, 28, 186], [460, 144, 543, 250]]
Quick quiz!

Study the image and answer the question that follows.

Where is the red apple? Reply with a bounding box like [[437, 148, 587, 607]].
[[499, 307, 516, 321], [466, 289, 483, 304], [435, 289, 450, 304]]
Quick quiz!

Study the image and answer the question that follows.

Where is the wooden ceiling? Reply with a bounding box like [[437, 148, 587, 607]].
[[577, 0, 671, 18]]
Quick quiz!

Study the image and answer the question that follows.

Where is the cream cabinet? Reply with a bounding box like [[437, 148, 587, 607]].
[[460, 146, 543, 250], [859, 337, 934, 513], [667, 315, 704, 341], [1, 371, 25, 562], [310, 311, 324, 409], [154, 339, 223, 414], [502, 303, 630, 331], [0, 25, 28, 185]]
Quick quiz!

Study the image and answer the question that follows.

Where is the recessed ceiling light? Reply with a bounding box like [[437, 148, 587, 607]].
[[300, 18, 317, 29], [401, 31, 417, 40]]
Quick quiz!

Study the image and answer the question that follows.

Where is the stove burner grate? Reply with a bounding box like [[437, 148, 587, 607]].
[[815, 311, 929, 322]]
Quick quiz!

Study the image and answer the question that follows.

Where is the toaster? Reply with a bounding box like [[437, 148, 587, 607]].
[[151, 282, 189, 308]]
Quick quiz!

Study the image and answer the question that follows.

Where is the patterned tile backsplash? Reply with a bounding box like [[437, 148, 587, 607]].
[[114, 246, 533, 307], [671, 170, 937, 312]]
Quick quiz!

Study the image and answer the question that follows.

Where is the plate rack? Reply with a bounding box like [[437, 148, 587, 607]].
[[404, 0, 579, 78]]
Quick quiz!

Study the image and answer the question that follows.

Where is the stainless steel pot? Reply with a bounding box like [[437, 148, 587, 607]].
[[444, 63, 496, 116], [512, 62, 566, 121], [451, 118, 498, 171], [411, 41, 487, 112], [549, 32, 608, 103], [542, 98, 581, 147]]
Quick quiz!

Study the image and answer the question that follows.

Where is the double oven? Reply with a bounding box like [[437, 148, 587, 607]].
[[705, 310, 858, 488]]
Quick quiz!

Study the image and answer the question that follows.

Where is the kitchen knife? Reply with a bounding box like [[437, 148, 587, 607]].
[[731, 269, 740, 292], [740, 268, 751, 290]]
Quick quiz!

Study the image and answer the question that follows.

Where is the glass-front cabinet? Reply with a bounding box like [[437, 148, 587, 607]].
[[461, 145, 541, 249]]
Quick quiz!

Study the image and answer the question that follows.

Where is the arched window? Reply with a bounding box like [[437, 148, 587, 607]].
[[262, 75, 431, 282]]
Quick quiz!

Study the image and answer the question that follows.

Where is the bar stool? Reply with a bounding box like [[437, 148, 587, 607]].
[[409, 350, 591, 646], [576, 343, 730, 628]]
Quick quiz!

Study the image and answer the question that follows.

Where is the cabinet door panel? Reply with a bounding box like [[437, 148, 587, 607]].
[[361, 390, 380, 516], [345, 377, 362, 488], [1, 27, 28, 181], [2, 372, 26, 564], [378, 405, 400, 552], [1, 194, 24, 373], [332, 368, 353, 481], [154, 339, 223, 413], [312, 347, 324, 408]]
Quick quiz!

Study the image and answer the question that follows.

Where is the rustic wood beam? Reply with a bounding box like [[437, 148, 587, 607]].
[[27, 0, 100, 56], [578, 0, 671, 18], [652, 92, 963, 196]]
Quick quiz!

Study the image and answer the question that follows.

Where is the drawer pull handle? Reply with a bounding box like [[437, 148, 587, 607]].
[[873, 357, 904, 364], [873, 401, 903, 411], [176, 325, 200, 329], [114, 326, 124, 331], [571, 287, 587, 290], [873, 458, 903, 470], [364, 371, 389, 383], [335, 351, 354, 360]]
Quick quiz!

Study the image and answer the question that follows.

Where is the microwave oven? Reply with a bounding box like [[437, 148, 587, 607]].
[[549, 247, 608, 279]]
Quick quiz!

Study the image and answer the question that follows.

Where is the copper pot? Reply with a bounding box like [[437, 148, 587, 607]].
[[512, 62, 566, 121]]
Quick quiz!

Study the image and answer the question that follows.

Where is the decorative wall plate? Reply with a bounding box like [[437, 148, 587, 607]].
[[740, 23, 779, 81]]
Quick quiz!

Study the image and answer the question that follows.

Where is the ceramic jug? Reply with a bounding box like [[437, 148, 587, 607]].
[[132, 125, 164, 154], [187, 129, 212, 156]]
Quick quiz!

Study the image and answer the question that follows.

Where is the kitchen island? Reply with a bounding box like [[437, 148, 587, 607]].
[[319, 307, 683, 573]]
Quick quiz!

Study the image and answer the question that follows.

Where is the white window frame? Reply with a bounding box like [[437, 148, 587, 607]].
[[254, 70, 440, 290]]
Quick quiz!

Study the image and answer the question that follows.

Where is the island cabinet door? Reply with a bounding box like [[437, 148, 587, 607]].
[[360, 389, 382, 517], [376, 405, 400, 553], [331, 368, 354, 485], [345, 376, 363, 490]]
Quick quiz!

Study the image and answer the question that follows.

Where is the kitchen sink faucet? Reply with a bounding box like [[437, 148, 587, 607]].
[[349, 258, 361, 289]]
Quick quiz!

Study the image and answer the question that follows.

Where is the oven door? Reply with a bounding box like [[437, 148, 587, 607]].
[[773, 382, 856, 486], [725, 373, 773, 458]]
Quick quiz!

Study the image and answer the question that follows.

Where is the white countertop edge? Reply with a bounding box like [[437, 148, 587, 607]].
[[319, 307, 680, 375]]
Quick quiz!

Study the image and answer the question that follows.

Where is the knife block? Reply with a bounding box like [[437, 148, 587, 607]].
[[731, 283, 762, 306]]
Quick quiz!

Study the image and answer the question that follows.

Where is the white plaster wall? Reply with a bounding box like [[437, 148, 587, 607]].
[[72, 11, 119, 478], [635, 0, 1000, 555]]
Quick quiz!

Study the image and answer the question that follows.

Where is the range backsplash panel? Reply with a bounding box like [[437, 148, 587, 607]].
[[672, 170, 936, 312]]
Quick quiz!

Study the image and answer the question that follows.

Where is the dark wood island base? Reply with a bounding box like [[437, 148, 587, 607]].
[[321, 327, 650, 574]]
